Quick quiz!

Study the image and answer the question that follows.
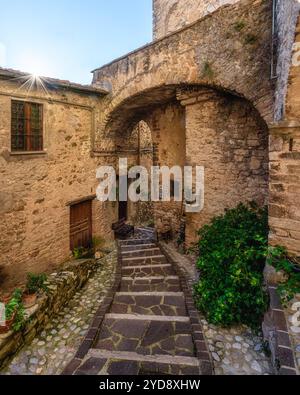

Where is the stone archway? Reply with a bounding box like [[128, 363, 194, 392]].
[[100, 83, 269, 245], [92, 0, 273, 244], [93, 0, 274, 139]]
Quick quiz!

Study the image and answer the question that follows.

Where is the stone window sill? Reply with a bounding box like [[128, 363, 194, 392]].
[[10, 151, 47, 156], [8, 151, 48, 161]]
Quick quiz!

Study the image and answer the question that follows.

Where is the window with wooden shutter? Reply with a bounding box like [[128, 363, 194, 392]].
[[11, 100, 43, 152]]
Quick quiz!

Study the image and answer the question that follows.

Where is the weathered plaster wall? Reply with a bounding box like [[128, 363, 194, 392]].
[[153, 0, 239, 39], [0, 80, 115, 290]]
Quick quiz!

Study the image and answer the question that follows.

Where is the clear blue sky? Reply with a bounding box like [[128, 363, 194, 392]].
[[0, 0, 153, 84]]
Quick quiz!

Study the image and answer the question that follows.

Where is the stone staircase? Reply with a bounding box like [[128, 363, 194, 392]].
[[63, 234, 213, 375]]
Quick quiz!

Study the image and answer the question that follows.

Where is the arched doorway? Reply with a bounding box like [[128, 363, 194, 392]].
[[107, 85, 269, 245]]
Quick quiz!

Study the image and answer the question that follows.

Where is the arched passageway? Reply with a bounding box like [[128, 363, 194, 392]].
[[108, 85, 269, 245]]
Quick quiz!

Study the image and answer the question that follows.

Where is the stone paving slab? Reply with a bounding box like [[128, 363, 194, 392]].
[[120, 239, 156, 246], [122, 256, 168, 266], [121, 244, 157, 252], [76, 350, 201, 375], [122, 264, 175, 277], [95, 316, 194, 357], [120, 276, 181, 292], [121, 249, 162, 258], [111, 292, 187, 316]]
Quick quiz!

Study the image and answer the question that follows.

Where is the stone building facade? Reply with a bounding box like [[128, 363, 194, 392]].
[[0, 0, 300, 290], [0, 71, 116, 290]]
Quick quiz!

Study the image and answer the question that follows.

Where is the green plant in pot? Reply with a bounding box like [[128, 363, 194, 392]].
[[0, 292, 11, 304], [22, 273, 48, 308], [0, 289, 25, 334]]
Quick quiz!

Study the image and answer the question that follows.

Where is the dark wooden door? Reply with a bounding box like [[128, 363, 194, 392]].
[[70, 200, 92, 251]]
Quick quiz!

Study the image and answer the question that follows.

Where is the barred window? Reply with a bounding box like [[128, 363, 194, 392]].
[[11, 100, 43, 152]]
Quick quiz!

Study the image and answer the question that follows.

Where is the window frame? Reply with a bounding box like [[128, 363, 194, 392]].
[[10, 99, 44, 153]]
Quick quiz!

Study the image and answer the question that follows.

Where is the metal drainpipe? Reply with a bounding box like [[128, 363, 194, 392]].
[[271, 0, 279, 80]]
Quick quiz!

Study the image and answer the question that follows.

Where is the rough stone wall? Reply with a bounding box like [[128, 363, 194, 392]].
[[274, 0, 300, 121], [145, 103, 186, 237], [0, 80, 114, 290], [178, 88, 269, 245], [153, 0, 239, 39], [134, 121, 154, 225], [269, 15, 300, 256], [113, 103, 186, 233], [0, 256, 108, 369]]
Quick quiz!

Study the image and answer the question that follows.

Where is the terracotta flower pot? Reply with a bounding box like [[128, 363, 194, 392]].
[[22, 293, 37, 309], [0, 293, 11, 304], [0, 311, 16, 334]]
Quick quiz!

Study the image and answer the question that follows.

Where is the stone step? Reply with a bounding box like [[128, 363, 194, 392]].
[[122, 264, 175, 277], [121, 248, 161, 258], [120, 243, 157, 252], [122, 255, 168, 267], [120, 276, 181, 292], [74, 350, 201, 375], [95, 314, 194, 357], [119, 239, 156, 246], [111, 292, 187, 316]]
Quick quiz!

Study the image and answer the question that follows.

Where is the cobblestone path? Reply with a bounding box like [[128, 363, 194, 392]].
[[64, 236, 211, 375], [1, 252, 117, 375]]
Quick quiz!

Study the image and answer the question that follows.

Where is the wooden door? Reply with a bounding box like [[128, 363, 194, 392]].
[[70, 200, 92, 251]]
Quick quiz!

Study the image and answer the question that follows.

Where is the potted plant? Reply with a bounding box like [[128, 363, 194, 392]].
[[0, 289, 24, 334], [22, 273, 47, 308], [0, 292, 11, 304]]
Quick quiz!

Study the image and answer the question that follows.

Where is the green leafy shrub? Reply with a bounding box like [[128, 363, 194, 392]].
[[267, 246, 300, 305], [194, 202, 269, 328], [25, 273, 48, 295], [5, 289, 26, 332], [73, 247, 86, 259]]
